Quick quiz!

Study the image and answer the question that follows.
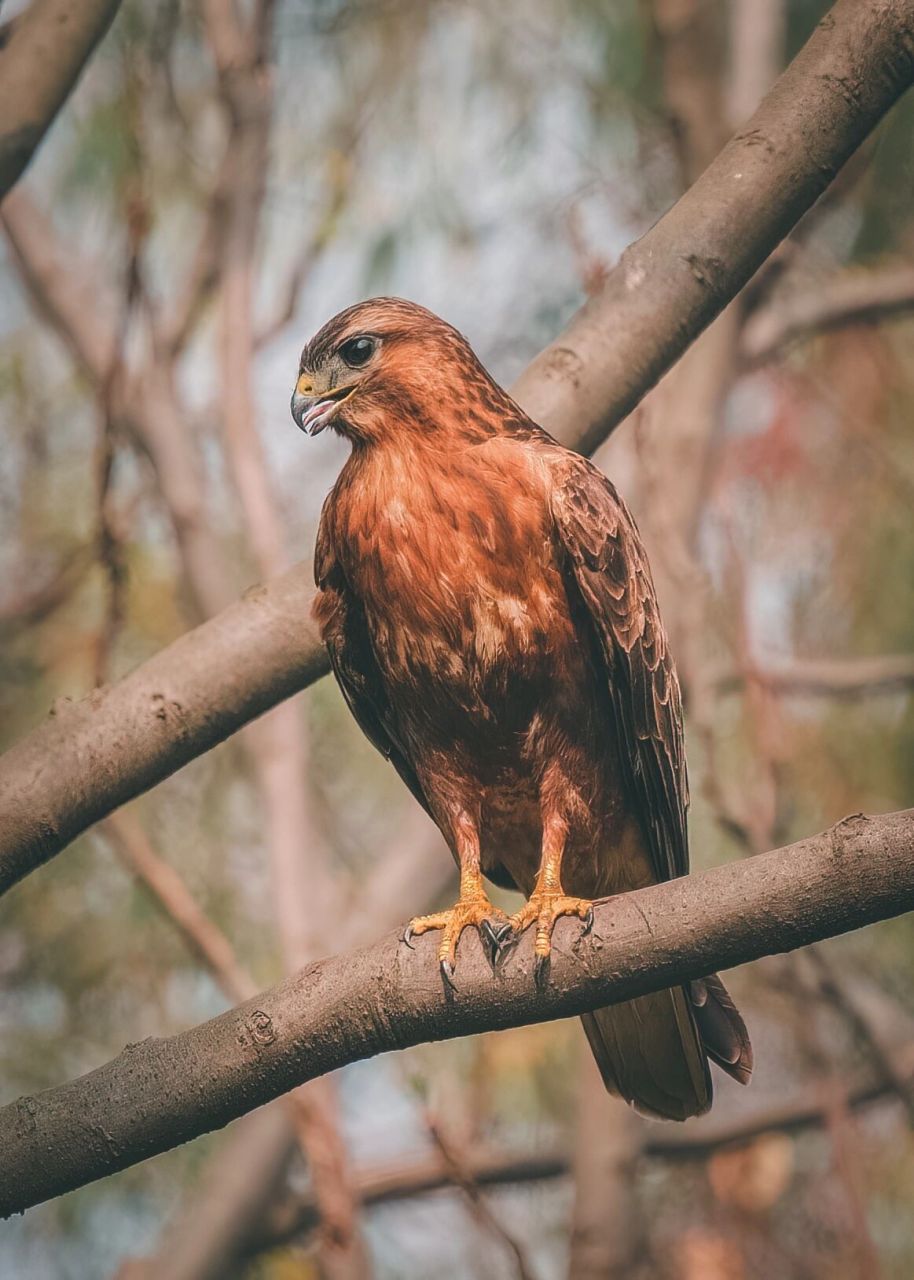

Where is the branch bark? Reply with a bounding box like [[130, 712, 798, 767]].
[[1, 0, 912, 898], [0, 0, 122, 199], [1, 809, 912, 1215]]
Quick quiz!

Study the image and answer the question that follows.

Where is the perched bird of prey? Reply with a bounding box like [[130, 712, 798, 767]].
[[292, 298, 752, 1120]]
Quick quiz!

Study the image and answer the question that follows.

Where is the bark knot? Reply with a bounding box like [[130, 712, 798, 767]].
[[543, 346, 584, 387], [247, 1010, 276, 1046], [682, 254, 727, 294]]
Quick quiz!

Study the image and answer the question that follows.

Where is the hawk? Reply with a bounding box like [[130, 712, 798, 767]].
[[292, 298, 752, 1119]]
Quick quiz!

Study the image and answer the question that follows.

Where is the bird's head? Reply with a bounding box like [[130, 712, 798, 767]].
[[291, 297, 513, 446]]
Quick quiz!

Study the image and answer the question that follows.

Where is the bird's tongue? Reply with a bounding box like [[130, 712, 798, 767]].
[[303, 399, 335, 435]]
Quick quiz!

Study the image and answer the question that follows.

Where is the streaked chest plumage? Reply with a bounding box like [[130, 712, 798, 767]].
[[327, 439, 576, 698]]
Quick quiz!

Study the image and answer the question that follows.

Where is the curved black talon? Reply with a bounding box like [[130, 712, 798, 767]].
[[581, 906, 594, 937], [402, 925, 415, 950], [440, 958, 458, 992], [479, 918, 502, 966], [491, 920, 517, 964], [534, 951, 550, 992]]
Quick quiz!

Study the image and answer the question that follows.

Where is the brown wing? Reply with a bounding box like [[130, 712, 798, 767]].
[[550, 454, 689, 883], [314, 520, 431, 819]]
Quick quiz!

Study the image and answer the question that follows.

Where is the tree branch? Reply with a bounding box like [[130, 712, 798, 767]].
[[1, 0, 912, 899], [0, 0, 123, 199], [1, 809, 912, 1215]]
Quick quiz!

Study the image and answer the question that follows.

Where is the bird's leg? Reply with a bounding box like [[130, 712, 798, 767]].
[[508, 812, 593, 989], [403, 814, 508, 989]]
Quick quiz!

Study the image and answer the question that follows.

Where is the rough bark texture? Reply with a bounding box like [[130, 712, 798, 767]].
[[0, 0, 911, 901], [0, 0, 122, 199], [1, 809, 911, 1215]]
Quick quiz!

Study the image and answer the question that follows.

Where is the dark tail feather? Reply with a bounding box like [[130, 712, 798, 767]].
[[689, 974, 753, 1086], [582, 975, 752, 1120], [581, 986, 712, 1121]]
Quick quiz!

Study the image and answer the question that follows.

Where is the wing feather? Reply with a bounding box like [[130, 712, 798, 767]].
[[550, 455, 689, 883]]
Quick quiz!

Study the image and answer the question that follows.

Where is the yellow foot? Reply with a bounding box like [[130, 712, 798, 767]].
[[508, 892, 594, 989], [404, 896, 510, 989]]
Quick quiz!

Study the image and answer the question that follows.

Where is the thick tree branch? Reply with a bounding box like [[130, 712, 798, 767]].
[[1, 809, 912, 1215], [0, 0, 122, 199], [1, 0, 912, 899]]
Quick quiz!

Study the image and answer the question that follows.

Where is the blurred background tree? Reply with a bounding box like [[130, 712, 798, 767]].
[[1, 0, 913, 1277]]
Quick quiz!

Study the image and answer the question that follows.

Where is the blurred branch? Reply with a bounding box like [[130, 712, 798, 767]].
[[1, 188, 118, 377], [114, 1107, 296, 1280], [807, 948, 914, 1127], [726, 0, 784, 126], [103, 809, 368, 1277], [650, 0, 728, 183], [110, 804, 453, 1279], [2, 808, 913, 1214], [2, 0, 913, 898], [423, 1114, 536, 1280], [714, 653, 914, 698], [159, 152, 234, 357], [249, 1044, 914, 1256], [567, 1052, 644, 1280], [0, 0, 122, 199], [0, 547, 91, 631], [103, 811, 254, 1000], [254, 146, 356, 349], [1, 190, 235, 620], [514, 0, 914, 454], [741, 263, 914, 365]]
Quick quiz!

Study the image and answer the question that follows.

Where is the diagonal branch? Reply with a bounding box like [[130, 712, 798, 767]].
[[0, 0, 123, 199], [1, 808, 912, 1215], [1, 0, 912, 899]]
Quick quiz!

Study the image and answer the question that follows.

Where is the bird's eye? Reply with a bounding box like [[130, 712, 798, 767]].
[[339, 336, 376, 368]]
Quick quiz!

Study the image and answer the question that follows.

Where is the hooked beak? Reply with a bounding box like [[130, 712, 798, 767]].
[[291, 376, 354, 436]]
